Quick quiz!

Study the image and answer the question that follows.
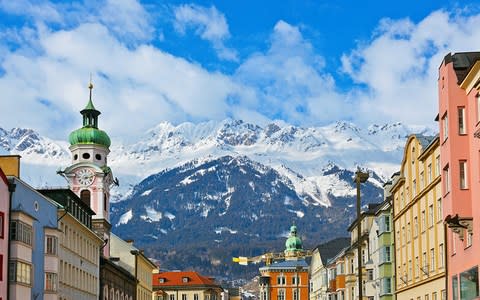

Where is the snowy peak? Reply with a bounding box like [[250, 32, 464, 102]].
[[0, 127, 69, 162]]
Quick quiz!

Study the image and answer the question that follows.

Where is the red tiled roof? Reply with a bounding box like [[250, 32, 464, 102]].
[[153, 271, 217, 287]]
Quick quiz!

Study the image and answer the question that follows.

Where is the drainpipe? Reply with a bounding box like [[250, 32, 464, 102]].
[[7, 181, 16, 300]]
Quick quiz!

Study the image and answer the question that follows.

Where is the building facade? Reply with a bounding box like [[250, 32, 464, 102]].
[[309, 238, 350, 300], [153, 271, 223, 300], [344, 204, 379, 300], [39, 188, 103, 300], [438, 52, 480, 299], [0, 168, 10, 300], [390, 134, 446, 299], [6, 171, 60, 299], [110, 233, 157, 300], [372, 194, 394, 300], [259, 225, 309, 300]]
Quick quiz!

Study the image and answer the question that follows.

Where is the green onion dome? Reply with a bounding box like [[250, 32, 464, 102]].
[[69, 82, 111, 148], [69, 127, 111, 148], [285, 225, 303, 252]]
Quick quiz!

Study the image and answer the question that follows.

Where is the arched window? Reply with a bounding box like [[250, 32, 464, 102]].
[[104, 285, 109, 300], [80, 190, 91, 206]]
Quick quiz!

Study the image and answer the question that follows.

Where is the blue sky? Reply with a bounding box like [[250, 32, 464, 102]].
[[1, 0, 480, 141]]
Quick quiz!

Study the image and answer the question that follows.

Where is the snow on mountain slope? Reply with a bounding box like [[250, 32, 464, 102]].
[[0, 119, 436, 202]]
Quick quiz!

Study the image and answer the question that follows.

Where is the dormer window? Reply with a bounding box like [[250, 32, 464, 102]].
[[182, 277, 189, 283], [159, 278, 165, 283]]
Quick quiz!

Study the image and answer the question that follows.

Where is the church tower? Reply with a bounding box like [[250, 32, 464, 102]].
[[62, 81, 114, 257]]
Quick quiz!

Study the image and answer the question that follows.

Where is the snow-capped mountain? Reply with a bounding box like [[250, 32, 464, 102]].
[[0, 119, 436, 279], [1, 119, 433, 200]]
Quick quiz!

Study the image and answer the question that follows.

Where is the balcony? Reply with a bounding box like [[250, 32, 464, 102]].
[[345, 273, 356, 283], [336, 274, 345, 290], [329, 279, 336, 292]]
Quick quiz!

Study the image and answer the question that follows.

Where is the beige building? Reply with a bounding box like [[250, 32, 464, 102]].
[[309, 238, 350, 300], [39, 188, 104, 300], [344, 204, 380, 300], [390, 135, 446, 300], [110, 233, 158, 300]]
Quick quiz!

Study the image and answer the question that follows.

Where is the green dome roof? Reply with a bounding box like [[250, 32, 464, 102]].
[[69, 127, 111, 148], [285, 225, 303, 253]]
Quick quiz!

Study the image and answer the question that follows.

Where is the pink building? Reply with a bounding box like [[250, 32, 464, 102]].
[[0, 168, 8, 300], [438, 52, 480, 299]]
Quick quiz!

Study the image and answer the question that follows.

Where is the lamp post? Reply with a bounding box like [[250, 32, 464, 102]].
[[354, 169, 369, 300]]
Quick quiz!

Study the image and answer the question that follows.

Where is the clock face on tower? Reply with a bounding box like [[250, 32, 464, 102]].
[[76, 168, 95, 186]]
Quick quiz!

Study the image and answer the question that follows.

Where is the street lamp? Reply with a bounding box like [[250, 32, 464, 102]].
[[354, 169, 369, 300]]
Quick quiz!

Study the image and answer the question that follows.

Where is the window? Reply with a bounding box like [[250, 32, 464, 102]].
[[437, 199, 442, 222], [407, 222, 411, 241], [45, 272, 58, 292], [459, 160, 468, 189], [194, 294, 199, 300], [453, 274, 460, 300], [439, 244, 444, 268], [414, 217, 418, 237], [46, 235, 58, 255], [429, 205, 434, 227], [261, 291, 267, 300], [367, 269, 373, 281], [408, 260, 412, 281], [425, 294, 429, 300], [453, 232, 457, 254], [415, 256, 420, 278], [422, 211, 426, 231], [458, 107, 466, 134], [428, 164, 432, 183], [442, 113, 448, 141], [466, 231, 473, 248], [182, 277, 189, 283], [477, 94, 480, 123], [381, 278, 391, 295], [420, 172, 424, 189], [182, 294, 187, 300], [443, 165, 450, 193], [277, 289, 285, 300], [277, 275, 286, 285], [432, 292, 437, 300], [293, 289, 298, 300], [423, 252, 427, 270], [436, 156, 440, 177], [459, 267, 478, 300], [380, 246, 391, 263], [10, 220, 33, 245], [442, 290, 447, 300], [169, 295, 175, 300], [430, 248, 435, 271], [104, 193, 107, 212], [0, 212, 4, 239], [82, 153, 90, 159], [80, 190, 91, 206], [159, 278, 165, 283], [9, 260, 32, 285], [412, 180, 416, 196]]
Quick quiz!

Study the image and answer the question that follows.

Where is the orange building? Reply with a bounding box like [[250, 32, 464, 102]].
[[259, 226, 309, 300]]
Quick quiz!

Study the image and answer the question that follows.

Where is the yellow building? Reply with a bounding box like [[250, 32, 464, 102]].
[[110, 233, 158, 300], [390, 135, 446, 299], [39, 188, 104, 300]]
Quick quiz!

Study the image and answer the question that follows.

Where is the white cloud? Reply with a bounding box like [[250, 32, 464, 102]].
[[2, 3, 480, 144], [173, 4, 237, 61], [341, 10, 480, 126], [235, 20, 347, 125], [0, 21, 248, 141]]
